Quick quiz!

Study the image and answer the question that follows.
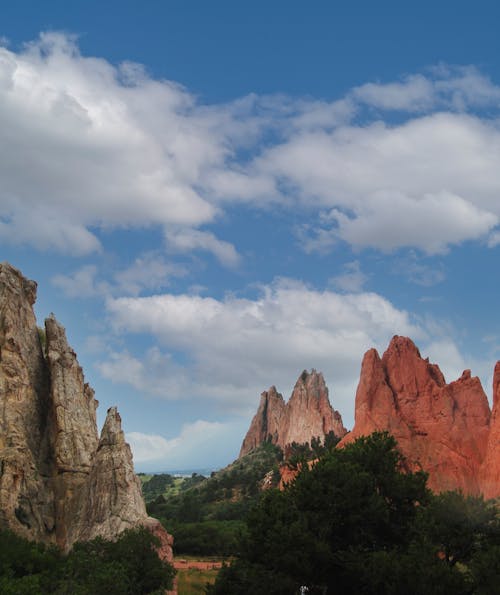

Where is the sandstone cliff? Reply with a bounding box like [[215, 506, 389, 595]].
[[240, 369, 347, 457], [479, 362, 500, 499], [339, 336, 493, 495], [0, 262, 174, 558]]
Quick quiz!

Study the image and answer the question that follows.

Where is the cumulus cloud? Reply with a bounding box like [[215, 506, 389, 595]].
[[165, 228, 240, 267], [3, 35, 500, 259], [0, 32, 241, 253], [256, 114, 500, 254], [101, 279, 424, 424]]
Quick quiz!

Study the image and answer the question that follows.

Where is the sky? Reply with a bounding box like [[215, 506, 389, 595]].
[[2, 1, 500, 471]]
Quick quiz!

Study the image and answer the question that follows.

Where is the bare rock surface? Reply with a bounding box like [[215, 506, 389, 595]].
[[0, 262, 52, 541], [0, 262, 174, 564], [480, 362, 500, 499], [339, 336, 492, 495], [240, 369, 347, 457], [77, 407, 147, 544]]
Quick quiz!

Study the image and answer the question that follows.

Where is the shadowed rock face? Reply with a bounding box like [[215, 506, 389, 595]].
[[0, 262, 174, 558], [339, 336, 493, 496], [240, 369, 347, 457]]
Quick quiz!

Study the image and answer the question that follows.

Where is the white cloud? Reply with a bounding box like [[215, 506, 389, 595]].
[[0, 33, 235, 253], [352, 66, 500, 112], [52, 265, 109, 298], [353, 74, 435, 112], [52, 254, 186, 299], [255, 113, 500, 254], [113, 253, 186, 295], [2, 35, 500, 258], [126, 419, 247, 470], [102, 279, 423, 425], [165, 228, 240, 267]]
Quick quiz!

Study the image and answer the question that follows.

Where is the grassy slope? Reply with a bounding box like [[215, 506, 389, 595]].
[[142, 443, 283, 556]]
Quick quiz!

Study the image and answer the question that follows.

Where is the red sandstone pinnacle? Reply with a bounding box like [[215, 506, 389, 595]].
[[479, 362, 500, 499], [240, 370, 347, 457], [339, 336, 492, 496]]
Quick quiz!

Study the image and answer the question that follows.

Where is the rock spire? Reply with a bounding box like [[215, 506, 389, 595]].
[[339, 336, 493, 495], [0, 262, 173, 556], [240, 369, 347, 457]]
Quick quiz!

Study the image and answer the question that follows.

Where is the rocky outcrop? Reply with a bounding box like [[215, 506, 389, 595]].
[[240, 369, 347, 457], [0, 262, 174, 560], [0, 263, 52, 541], [239, 386, 286, 456], [77, 407, 148, 543], [339, 336, 492, 495], [480, 362, 500, 499]]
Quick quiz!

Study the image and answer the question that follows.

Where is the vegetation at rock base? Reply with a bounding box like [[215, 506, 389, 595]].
[[145, 441, 283, 556], [0, 526, 175, 594], [208, 432, 500, 595]]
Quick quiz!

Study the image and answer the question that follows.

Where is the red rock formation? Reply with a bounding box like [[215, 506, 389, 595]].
[[480, 362, 500, 499], [339, 336, 492, 495], [240, 370, 347, 457]]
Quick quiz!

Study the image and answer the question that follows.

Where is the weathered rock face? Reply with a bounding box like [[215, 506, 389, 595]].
[[0, 263, 53, 541], [339, 336, 492, 495], [0, 262, 174, 560], [480, 362, 500, 499], [240, 370, 347, 457], [239, 386, 286, 456], [77, 407, 147, 543]]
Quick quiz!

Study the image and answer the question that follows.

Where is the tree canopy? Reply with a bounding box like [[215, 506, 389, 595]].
[[0, 526, 175, 594], [210, 432, 500, 595]]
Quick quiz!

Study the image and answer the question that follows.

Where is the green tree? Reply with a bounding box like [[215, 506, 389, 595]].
[[210, 432, 480, 595]]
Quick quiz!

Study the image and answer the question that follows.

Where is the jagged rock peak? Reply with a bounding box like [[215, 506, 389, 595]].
[[340, 336, 492, 496], [76, 406, 148, 544], [0, 262, 174, 559], [0, 261, 37, 305], [99, 406, 124, 446], [239, 369, 347, 458]]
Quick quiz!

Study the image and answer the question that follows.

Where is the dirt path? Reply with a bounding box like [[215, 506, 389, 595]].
[[174, 559, 224, 571]]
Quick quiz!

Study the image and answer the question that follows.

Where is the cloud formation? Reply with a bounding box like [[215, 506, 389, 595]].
[[101, 280, 423, 423], [2, 35, 500, 259]]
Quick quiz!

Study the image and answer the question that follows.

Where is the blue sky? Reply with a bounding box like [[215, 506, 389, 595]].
[[2, 1, 500, 471]]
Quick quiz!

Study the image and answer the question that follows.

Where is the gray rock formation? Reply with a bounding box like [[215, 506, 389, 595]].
[[240, 369, 347, 457], [0, 262, 173, 557]]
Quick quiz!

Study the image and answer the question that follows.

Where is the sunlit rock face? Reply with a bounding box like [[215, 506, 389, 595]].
[[240, 369, 347, 457], [339, 336, 494, 496], [480, 362, 500, 499], [0, 262, 174, 559]]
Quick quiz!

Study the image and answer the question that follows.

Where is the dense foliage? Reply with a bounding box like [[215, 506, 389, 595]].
[[0, 526, 175, 594], [146, 442, 283, 556], [209, 432, 500, 595]]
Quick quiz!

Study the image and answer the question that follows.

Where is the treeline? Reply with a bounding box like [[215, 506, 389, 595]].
[[0, 526, 175, 594], [209, 432, 500, 595]]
